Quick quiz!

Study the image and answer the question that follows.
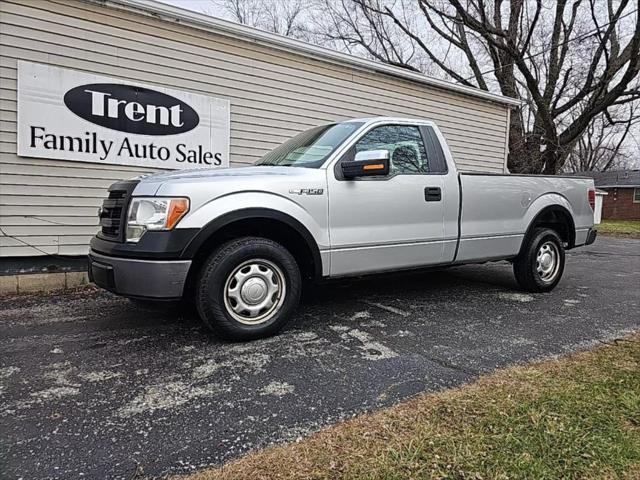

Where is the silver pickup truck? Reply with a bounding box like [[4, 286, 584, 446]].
[[89, 117, 597, 340]]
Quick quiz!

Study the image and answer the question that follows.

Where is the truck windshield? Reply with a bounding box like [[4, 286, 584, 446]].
[[255, 122, 364, 168]]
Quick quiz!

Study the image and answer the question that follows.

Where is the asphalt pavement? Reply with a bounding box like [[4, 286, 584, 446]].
[[1, 236, 639, 479]]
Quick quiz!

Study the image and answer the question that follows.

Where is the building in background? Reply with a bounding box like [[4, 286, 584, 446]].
[[580, 170, 640, 220], [0, 0, 518, 275]]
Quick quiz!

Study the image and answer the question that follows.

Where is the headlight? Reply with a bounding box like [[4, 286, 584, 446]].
[[126, 197, 189, 243]]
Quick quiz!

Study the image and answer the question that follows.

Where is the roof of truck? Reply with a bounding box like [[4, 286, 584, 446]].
[[345, 117, 435, 124]]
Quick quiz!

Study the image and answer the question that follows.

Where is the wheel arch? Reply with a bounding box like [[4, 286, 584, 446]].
[[520, 204, 576, 255], [181, 208, 323, 286]]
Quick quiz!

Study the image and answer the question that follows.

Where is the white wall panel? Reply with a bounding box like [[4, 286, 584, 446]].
[[0, 0, 511, 257]]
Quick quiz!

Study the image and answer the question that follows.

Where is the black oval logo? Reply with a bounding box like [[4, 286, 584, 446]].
[[64, 83, 199, 135]]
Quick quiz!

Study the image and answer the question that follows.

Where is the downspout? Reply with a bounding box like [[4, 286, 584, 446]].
[[504, 107, 511, 174]]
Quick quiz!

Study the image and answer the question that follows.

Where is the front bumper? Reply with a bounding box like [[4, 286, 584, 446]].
[[88, 250, 191, 299]]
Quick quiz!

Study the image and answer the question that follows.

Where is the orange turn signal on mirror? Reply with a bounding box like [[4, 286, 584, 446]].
[[166, 198, 190, 229], [363, 163, 385, 171]]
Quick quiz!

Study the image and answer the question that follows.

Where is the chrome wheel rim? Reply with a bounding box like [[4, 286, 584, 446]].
[[536, 241, 560, 283], [223, 259, 286, 325]]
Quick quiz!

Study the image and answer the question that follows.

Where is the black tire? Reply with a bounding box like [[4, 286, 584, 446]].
[[195, 236, 301, 341], [513, 228, 565, 292]]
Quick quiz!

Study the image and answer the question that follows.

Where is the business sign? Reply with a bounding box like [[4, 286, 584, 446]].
[[17, 61, 230, 169]]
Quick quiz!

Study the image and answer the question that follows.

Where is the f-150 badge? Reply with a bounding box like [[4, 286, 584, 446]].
[[289, 188, 324, 195]]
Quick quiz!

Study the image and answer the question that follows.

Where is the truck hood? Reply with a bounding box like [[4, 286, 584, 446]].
[[132, 166, 326, 196], [131, 165, 328, 197], [137, 166, 312, 183]]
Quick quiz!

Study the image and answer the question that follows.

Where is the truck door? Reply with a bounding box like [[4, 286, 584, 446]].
[[327, 123, 454, 276]]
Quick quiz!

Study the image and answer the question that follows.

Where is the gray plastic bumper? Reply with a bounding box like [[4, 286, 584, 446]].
[[88, 250, 191, 299]]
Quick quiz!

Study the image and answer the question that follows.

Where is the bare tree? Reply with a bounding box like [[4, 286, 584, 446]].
[[565, 102, 639, 172], [209, 0, 311, 38], [312, 0, 640, 174], [306, 0, 430, 72]]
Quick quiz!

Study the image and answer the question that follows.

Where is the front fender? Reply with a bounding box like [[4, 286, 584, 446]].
[[176, 191, 329, 250]]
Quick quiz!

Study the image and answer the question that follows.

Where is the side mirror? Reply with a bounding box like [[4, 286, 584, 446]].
[[342, 150, 390, 179]]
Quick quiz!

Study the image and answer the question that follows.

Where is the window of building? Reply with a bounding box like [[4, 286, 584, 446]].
[[634, 187, 640, 203]]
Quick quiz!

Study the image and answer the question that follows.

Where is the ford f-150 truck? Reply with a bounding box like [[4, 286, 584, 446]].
[[89, 117, 597, 340]]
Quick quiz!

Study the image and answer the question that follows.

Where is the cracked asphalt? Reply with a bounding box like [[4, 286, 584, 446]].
[[1, 236, 639, 479]]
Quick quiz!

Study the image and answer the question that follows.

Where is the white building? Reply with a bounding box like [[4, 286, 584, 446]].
[[0, 0, 518, 269]]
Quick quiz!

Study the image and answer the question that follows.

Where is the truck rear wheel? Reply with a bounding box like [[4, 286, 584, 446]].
[[195, 236, 301, 341], [513, 228, 565, 292]]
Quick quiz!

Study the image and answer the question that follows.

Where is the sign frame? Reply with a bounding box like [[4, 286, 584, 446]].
[[17, 61, 230, 170]]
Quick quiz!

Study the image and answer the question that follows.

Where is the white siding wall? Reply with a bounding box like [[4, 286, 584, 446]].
[[0, 0, 510, 257]]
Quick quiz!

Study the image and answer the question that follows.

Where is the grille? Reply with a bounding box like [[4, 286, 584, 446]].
[[97, 180, 139, 242], [99, 190, 126, 238]]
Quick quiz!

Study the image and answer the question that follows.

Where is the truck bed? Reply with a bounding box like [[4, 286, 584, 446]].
[[456, 173, 594, 262]]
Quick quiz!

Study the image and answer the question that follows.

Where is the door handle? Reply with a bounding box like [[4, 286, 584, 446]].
[[424, 187, 441, 202]]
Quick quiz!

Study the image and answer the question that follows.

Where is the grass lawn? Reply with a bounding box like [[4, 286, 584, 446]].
[[598, 220, 640, 238], [183, 335, 640, 480]]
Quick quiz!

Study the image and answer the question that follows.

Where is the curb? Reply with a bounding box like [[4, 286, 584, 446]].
[[0, 272, 91, 296]]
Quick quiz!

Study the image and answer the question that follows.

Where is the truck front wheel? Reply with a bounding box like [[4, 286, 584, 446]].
[[195, 237, 301, 341], [513, 228, 565, 292]]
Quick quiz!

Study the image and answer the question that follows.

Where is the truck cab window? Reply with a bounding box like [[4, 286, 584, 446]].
[[355, 125, 430, 174]]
